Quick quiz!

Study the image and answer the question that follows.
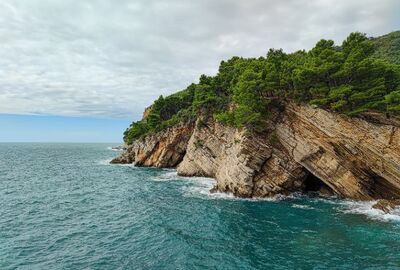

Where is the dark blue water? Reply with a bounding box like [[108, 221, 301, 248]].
[[1, 143, 400, 269]]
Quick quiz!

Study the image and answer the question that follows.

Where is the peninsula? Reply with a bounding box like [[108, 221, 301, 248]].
[[113, 31, 400, 210]]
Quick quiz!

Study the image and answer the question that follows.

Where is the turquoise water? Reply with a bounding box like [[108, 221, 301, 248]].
[[1, 143, 400, 269]]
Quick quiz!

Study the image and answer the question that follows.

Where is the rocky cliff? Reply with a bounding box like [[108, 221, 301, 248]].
[[111, 123, 194, 167], [112, 103, 400, 201]]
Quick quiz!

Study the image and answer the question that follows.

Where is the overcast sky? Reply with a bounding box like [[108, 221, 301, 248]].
[[1, 0, 399, 121]]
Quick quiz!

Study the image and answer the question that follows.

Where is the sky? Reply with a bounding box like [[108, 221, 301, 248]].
[[0, 114, 129, 142], [0, 0, 399, 142]]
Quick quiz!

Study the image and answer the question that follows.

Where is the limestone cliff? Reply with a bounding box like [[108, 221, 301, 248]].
[[176, 116, 308, 198], [111, 123, 194, 167], [112, 103, 400, 201], [276, 104, 400, 200]]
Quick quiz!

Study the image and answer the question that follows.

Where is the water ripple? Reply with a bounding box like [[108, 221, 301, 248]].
[[0, 143, 399, 270]]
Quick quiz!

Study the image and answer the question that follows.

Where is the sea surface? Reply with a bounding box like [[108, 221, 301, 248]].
[[1, 143, 400, 269]]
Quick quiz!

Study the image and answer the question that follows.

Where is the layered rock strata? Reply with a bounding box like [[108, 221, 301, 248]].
[[111, 123, 194, 167], [112, 103, 400, 201]]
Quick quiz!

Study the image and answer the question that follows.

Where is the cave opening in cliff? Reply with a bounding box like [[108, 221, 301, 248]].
[[302, 172, 334, 196]]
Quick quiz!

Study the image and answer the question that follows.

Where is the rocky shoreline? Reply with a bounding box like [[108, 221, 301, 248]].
[[112, 103, 400, 210]]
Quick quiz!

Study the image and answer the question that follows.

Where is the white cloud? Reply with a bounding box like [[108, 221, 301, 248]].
[[0, 0, 399, 119]]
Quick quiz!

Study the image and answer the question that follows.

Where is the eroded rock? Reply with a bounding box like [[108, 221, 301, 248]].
[[111, 123, 194, 167], [372, 199, 400, 213], [112, 103, 400, 200], [276, 103, 400, 200]]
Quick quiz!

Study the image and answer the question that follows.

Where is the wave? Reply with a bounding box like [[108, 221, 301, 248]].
[[110, 168, 400, 222], [180, 175, 293, 202], [338, 200, 400, 222], [97, 159, 135, 167], [183, 186, 306, 202], [292, 204, 314, 209], [183, 178, 400, 222], [106, 146, 124, 152], [152, 171, 183, 182], [183, 177, 236, 200], [98, 159, 113, 165], [151, 170, 232, 199]]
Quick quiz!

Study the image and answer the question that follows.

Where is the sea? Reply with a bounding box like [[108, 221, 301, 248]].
[[1, 143, 400, 269]]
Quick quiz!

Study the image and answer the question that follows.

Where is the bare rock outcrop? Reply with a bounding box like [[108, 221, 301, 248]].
[[276, 103, 400, 200], [372, 199, 400, 213], [112, 103, 400, 201], [111, 123, 194, 167], [176, 118, 308, 197]]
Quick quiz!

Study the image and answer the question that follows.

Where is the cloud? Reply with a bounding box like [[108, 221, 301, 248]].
[[0, 0, 399, 120]]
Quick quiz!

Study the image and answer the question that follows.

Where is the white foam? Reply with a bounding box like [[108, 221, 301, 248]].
[[96, 163, 400, 221], [250, 194, 301, 202], [151, 169, 302, 201], [152, 171, 182, 182], [149, 170, 228, 199], [182, 183, 236, 200], [292, 204, 314, 209], [302, 229, 317, 233], [98, 159, 113, 165], [98, 159, 136, 167], [182, 178, 293, 201], [106, 146, 124, 152], [339, 200, 400, 222]]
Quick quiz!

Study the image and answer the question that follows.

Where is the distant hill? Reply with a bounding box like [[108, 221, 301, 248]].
[[371, 31, 400, 64]]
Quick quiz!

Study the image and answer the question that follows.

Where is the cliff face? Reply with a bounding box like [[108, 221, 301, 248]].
[[277, 104, 400, 200], [112, 103, 400, 200], [176, 117, 308, 197], [111, 123, 194, 167]]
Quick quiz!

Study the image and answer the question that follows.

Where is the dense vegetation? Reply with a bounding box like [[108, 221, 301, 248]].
[[124, 32, 400, 144], [371, 31, 400, 65]]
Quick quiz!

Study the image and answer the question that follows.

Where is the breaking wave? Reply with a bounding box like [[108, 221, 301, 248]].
[[106, 146, 124, 151], [339, 200, 400, 222], [115, 167, 400, 222]]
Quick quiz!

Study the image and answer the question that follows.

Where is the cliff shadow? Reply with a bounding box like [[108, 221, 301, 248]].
[[302, 171, 335, 197]]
